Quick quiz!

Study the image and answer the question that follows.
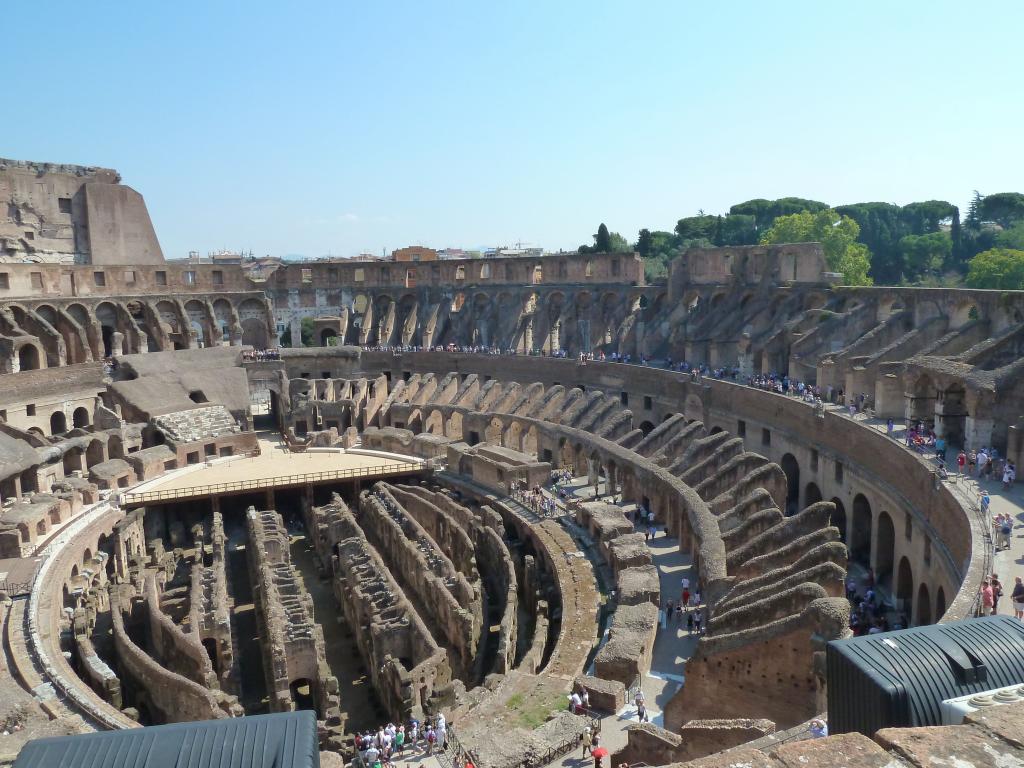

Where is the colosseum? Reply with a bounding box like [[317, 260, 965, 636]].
[[2, 158, 1024, 767]]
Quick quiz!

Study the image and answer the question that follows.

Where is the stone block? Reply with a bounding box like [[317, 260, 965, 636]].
[[574, 675, 625, 713]]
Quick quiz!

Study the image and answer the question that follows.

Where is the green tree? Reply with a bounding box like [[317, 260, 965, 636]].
[[279, 317, 315, 347], [834, 202, 902, 283], [636, 228, 654, 257], [730, 198, 829, 231], [608, 231, 630, 252], [760, 209, 873, 285], [966, 248, 1024, 289], [595, 223, 612, 252], [900, 200, 957, 234], [674, 215, 718, 241], [719, 214, 758, 246], [995, 222, 1024, 250], [898, 232, 952, 282], [979, 193, 1024, 229], [965, 191, 983, 231]]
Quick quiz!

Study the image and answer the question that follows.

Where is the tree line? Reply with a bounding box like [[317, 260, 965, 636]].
[[579, 192, 1024, 289]]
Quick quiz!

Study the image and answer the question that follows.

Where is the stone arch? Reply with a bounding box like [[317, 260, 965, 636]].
[[779, 453, 800, 515], [72, 406, 91, 428], [830, 497, 846, 541], [639, 421, 654, 436], [896, 556, 914, 622], [446, 411, 464, 440], [523, 424, 539, 457], [17, 343, 41, 371], [320, 328, 337, 346], [850, 494, 872, 568], [916, 583, 932, 625], [212, 298, 235, 340], [950, 299, 979, 329], [183, 299, 213, 347], [424, 409, 444, 436], [805, 482, 822, 505], [95, 301, 122, 356], [485, 416, 504, 445], [50, 410, 67, 435], [875, 511, 895, 591], [238, 299, 271, 348]]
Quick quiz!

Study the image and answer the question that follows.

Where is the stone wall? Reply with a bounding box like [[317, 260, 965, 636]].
[[110, 586, 229, 723], [0, 158, 162, 265], [358, 485, 481, 680], [326, 495, 451, 721], [245, 507, 340, 722]]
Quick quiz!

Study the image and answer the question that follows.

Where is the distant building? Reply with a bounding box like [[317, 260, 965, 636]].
[[392, 246, 437, 262]]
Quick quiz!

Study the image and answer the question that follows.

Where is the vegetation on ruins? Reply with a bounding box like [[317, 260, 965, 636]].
[[280, 317, 316, 346], [759, 210, 873, 286], [586, 191, 1024, 287]]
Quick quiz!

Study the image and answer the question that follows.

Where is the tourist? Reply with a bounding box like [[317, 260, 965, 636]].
[[637, 700, 649, 722], [1012, 577, 1024, 620], [968, 450, 977, 476], [977, 448, 989, 478], [634, 687, 645, 713], [981, 580, 994, 616], [886, 419, 894, 438], [570, 690, 583, 714], [694, 609, 703, 634], [809, 719, 828, 738], [426, 726, 436, 755], [1003, 462, 1016, 490], [687, 611, 694, 634], [957, 451, 967, 477], [581, 726, 593, 757], [681, 586, 690, 612], [992, 574, 1003, 615], [581, 688, 590, 710]]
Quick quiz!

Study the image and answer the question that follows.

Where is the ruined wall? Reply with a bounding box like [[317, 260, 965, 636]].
[[0, 158, 162, 265], [110, 586, 229, 723], [143, 574, 216, 689], [324, 495, 451, 721], [358, 485, 481, 680], [246, 507, 339, 720]]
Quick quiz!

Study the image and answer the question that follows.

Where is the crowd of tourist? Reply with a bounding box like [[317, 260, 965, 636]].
[[241, 347, 282, 361], [355, 713, 452, 768], [509, 479, 561, 517], [845, 570, 906, 636]]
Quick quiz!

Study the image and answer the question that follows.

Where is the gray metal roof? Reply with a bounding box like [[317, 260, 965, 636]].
[[14, 712, 319, 768]]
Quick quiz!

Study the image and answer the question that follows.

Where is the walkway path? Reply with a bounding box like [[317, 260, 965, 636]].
[[532, 476, 701, 765]]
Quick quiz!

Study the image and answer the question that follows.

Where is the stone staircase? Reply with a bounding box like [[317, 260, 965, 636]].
[[154, 406, 240, 443]]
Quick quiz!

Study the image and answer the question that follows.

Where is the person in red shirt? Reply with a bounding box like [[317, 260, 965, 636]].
[[957, 451, 967, 477]]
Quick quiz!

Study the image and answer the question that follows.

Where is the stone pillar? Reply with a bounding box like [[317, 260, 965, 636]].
[[265, 489, 275, 510], [289, 317, 303, 349], [965, 417, 994, 453]]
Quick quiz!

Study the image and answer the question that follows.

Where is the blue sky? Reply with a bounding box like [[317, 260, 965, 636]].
[[6, 1, 1023, 259]]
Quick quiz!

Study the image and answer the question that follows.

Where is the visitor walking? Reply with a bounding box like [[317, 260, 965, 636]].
[[581, 726, 593, 758], [1012, 577, 1024, 620]]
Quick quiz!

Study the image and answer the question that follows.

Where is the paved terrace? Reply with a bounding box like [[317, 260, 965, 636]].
[[121, 435, 424, 506]]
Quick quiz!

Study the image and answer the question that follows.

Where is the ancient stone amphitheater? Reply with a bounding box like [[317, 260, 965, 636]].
[[1, 159, 1023, 767]]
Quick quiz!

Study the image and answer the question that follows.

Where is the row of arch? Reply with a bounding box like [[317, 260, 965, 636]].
[[3, 295, 275, 371], [778, 451, 945, 626]]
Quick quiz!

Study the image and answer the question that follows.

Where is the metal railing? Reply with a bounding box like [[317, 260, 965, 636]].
[[121, 462, 425, 504]]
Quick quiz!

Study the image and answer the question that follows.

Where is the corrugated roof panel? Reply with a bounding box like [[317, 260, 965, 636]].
[[13, 712, 319, 768]]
